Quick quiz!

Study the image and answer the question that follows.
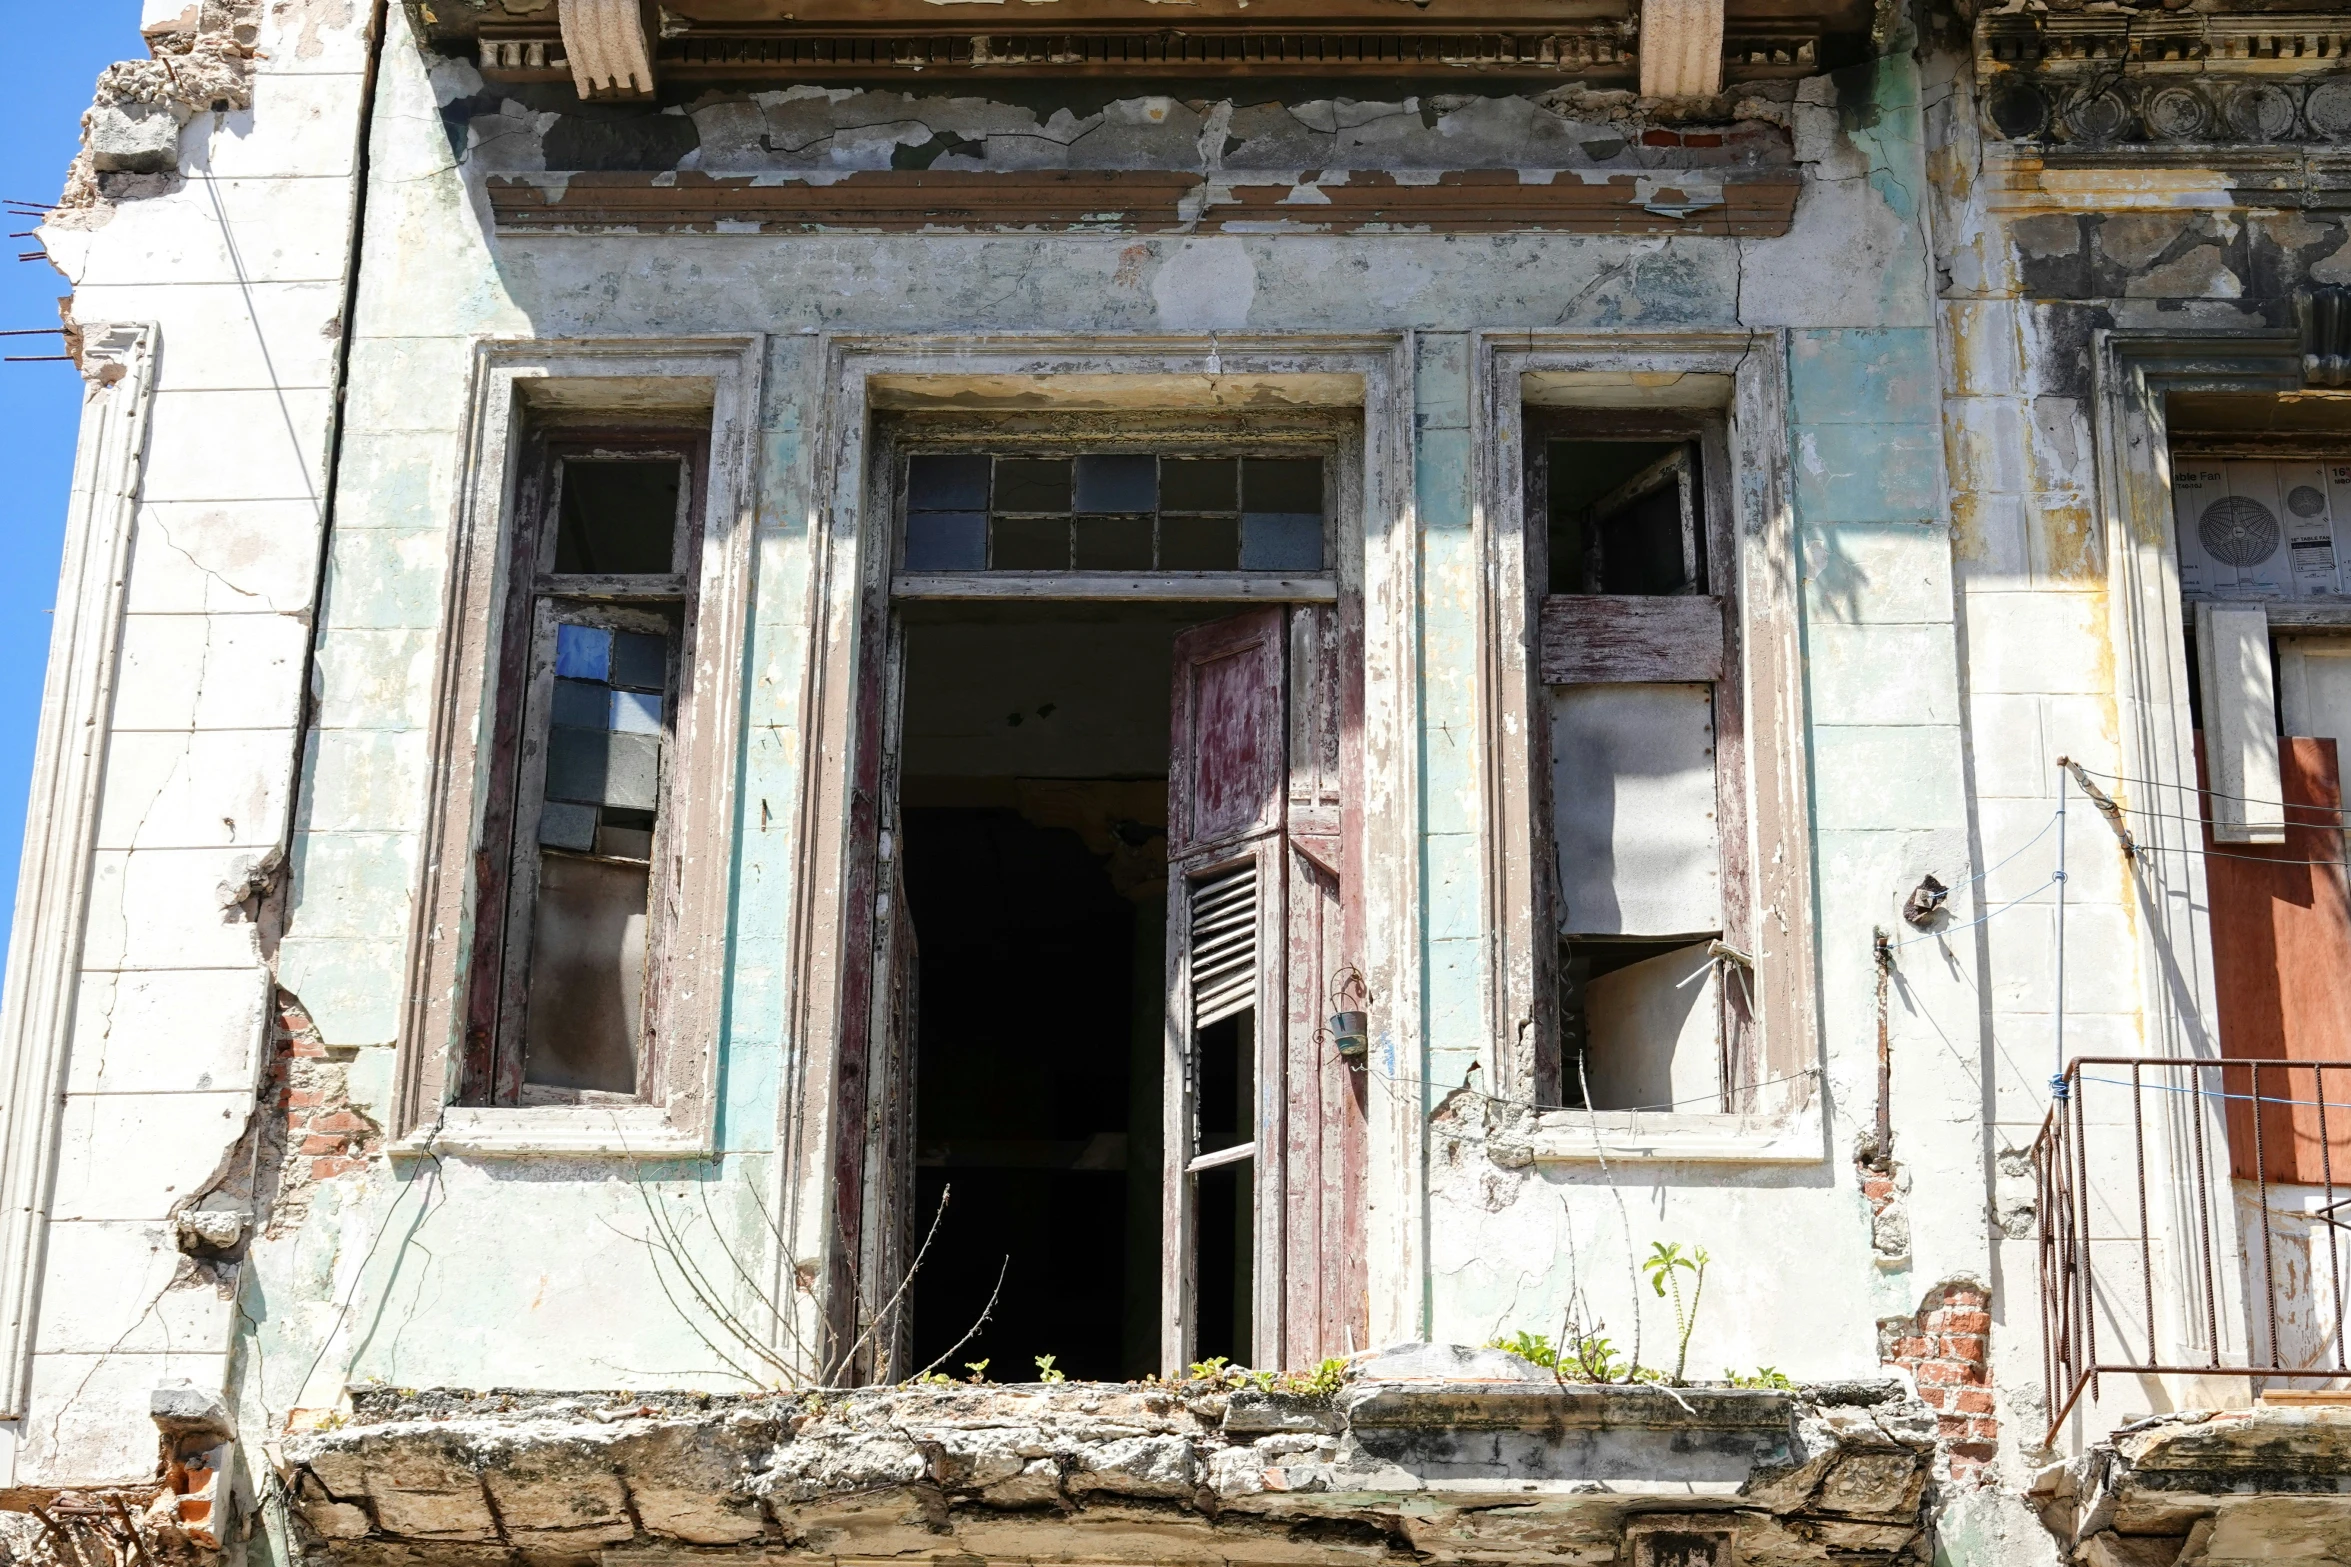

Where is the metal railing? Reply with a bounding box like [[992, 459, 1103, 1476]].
[[2036, 1056, 2351, 1444]]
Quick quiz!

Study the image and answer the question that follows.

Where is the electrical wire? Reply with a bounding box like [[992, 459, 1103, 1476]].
[[1885, 874, 2060, 949]]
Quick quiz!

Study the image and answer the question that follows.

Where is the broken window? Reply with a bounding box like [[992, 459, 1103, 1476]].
[[460, 437, 701, 1105], [1529, 420, 1751, 1112], [835, 420, 1364, 1381]]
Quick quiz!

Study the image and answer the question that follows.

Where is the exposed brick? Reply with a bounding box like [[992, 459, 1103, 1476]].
[[1891, 1335, 1931, 1360], [1917, 1387, 1948, 1409], [1932, 1310, 1991, 1334], [1953, 1388, 1995, 1415], [1966, 1417, 1999, 1441], [1941, 1333, 1987, 1359], [310, 1156, 363, 1180], [1914, 1361, 1964, 1386], [299, 1132, 344, 1155], [310, 1110, 365, 1134], [286, 1088, 324, 1108]]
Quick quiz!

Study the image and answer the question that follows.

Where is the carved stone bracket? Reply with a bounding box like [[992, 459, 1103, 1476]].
[[1640, 0, 1726, 98], [2298, 287, 2351, 387], [558, 0, 656, 99]]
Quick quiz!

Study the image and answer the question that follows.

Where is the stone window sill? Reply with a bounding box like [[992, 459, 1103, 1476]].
[[1511, 1106, 1824, 1165], [389, 1104, 706, 1159]]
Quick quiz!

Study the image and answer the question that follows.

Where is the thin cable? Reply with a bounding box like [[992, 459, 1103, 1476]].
[[1885, 874, 2059, 949], [2073, 762, 2343, 813], [2077, 1073, 2351, 1113], [2129, 842, 2351, 868]]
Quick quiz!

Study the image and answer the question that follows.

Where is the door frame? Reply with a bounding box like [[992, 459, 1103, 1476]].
[[795, 367, 1403, 1379]]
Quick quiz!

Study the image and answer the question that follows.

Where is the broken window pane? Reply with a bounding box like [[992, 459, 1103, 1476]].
[[556, 459, 680, 575], [1565, 939, 1722, 1113], [994, 457, 1071, 512], [1075, 514, 1154, 570], [1548, 441, 1703, 595], [1161, 459, 1236, 511], [1162, 516, 1241, 571], [994, 515, 1072, 570], [523, 852, 649, 1093]]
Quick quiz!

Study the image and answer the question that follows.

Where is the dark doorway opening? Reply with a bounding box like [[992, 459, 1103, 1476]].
[[898, 607, 1190, 1381]]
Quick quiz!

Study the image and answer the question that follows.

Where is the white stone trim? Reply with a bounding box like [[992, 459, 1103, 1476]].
[[0, 323, 159, 1418]]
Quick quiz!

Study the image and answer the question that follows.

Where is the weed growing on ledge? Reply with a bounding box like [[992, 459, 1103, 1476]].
[[1034, 1355, 1066, 1384], [1642, 1241, 1710, 1385]]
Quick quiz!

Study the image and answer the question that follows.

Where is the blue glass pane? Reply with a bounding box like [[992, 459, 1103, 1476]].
[[1240, 513, 1324, 571], [1073, 454, 1157, 514], [545, 727, 610, 805], [906, 454, 990, 511], [904, 511, 987, 572], [554, 623, 610, 681], [612, 631, 666, 691], [611, 689, 664, 734], [552, 678, 607, 730]]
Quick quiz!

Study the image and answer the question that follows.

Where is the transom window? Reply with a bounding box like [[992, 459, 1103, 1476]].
[[900, 452, 1326, 574]]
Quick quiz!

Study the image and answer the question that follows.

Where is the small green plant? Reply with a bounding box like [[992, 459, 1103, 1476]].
[[1724, 1366, 1793, 1390], [1641, 1241, 1710, 1386], [1278, 1357, 1349, 1398], [1486, 1327, 1624, 1382], [1034, 1354, 1065, 1385], [964, 1359, 991, 1384], [909, 1370, 955, 1388], [1187, 1356, 1233, 1384], [1565, 1331, 1625, 1382], [1487, 1331, 1559, 1370]]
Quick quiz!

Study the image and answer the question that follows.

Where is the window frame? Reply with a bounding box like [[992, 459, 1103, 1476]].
[[1476, 333, 1824, 1164], [1527, 410, 1752, 1115], [474, 436, 702, 1107], [392, 338, 763, 1157]]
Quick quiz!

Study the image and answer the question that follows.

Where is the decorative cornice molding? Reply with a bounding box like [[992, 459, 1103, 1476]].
[[0, 320, 156, 1418], [473, 20, 1820, 84], [1977, 9, 2351, 147], [484, 167, 1804, 236]]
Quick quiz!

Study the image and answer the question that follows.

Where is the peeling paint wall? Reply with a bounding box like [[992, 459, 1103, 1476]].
[[16, 0, 2346, 1560]]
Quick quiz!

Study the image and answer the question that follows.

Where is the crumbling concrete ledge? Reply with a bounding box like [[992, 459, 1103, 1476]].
[[2032, 1406, 2351, 1565], [281, 1351, 1940, 1566]]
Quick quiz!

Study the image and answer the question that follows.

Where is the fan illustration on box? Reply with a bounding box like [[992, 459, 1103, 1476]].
[[2200, 494, 2281, 567]]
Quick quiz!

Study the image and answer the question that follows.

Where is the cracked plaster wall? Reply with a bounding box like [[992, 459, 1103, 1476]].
[[11, 0, 373, 1493], [221, 0, 1992, 1448], [9, 8, 2062, 1560], [1915, 9, 2351, 1500]]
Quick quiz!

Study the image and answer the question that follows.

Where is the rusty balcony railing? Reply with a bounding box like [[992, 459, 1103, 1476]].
[[2036, 1056, 2351, 1444]]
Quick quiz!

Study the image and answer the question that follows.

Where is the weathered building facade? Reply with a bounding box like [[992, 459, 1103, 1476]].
[[7, 0, 2351, 1561]]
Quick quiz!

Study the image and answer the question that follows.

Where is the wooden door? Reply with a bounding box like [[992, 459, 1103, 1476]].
[[1162, 607, 1366, 1374]]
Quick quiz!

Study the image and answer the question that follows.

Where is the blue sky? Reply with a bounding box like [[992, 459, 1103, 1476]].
[[0, 7, 144, 950]]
